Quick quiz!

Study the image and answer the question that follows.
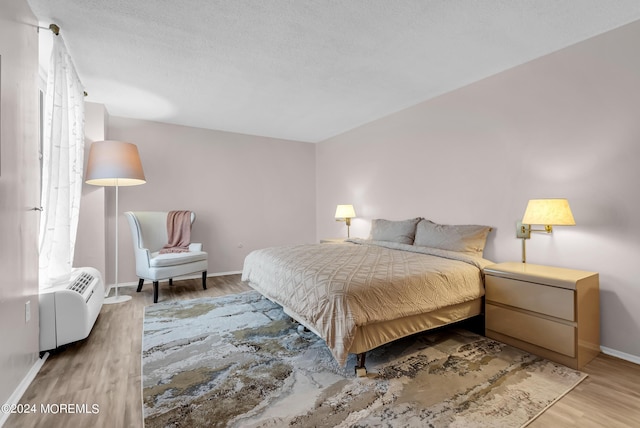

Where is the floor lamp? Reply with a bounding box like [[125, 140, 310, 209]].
[[85, 140, 146, 304]]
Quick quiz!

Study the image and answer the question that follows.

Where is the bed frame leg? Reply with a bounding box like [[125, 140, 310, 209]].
[[355, 353, 367, 377]]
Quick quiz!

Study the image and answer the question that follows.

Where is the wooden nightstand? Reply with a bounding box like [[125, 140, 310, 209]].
[[484, 262, 600, 369]]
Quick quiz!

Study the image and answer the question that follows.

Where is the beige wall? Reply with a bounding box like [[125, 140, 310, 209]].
[[74, 103, 108, 273], [316, 21, 640, 360], [0, 0, 41, 405], [98, 117, 317, 285]]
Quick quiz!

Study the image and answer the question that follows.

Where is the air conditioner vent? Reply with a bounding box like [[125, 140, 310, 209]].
[[67, 272, 95, 294]]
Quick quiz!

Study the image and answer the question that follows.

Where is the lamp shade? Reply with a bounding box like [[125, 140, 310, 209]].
[[85, 140, 146, 186], [522, 199, 575, 226], [335, 204, 356, 219]]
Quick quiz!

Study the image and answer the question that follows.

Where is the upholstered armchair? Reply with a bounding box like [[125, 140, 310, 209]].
[[124, 211, 208, 303]]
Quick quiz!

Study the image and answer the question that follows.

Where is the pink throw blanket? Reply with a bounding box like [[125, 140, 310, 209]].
[[160, 211, 192, 254]]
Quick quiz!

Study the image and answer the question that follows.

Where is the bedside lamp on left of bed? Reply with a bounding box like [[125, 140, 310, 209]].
[[335, 204, 356, 238]]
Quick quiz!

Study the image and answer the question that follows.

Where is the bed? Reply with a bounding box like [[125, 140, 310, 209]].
[[241, 218, 494, 375]]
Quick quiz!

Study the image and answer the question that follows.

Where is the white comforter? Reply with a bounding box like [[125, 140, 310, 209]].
[[241, 239, 494, 365]]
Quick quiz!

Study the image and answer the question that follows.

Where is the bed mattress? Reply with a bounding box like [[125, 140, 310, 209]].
[[242, 239, 493, 365]]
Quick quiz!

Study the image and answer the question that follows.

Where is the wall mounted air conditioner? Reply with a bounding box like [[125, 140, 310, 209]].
[[39, 267, 105, 352]]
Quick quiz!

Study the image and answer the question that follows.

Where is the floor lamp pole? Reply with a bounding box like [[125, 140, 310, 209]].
[[85, 140, 145, 303], [104, 182, 131, 304]]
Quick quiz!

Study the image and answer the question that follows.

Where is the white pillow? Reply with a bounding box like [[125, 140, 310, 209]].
[[369, 218, 421, 245], [414, 219, 491, 255]]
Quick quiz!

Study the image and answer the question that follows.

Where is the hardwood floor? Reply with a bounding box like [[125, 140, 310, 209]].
[[531, 353, 640, 427], [6, 275, 251, 428], [6, 275, 640, 427]]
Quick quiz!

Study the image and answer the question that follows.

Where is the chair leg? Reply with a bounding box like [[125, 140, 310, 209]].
[[202, 271, 207, 290], [153, 281, 159, 303], [169, 278, 173, 286], [137, 278, 144, 292]]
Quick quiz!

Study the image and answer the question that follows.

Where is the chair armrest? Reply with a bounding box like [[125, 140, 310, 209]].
[[133, 247, 152, 272], [189, 243, 203, 251]]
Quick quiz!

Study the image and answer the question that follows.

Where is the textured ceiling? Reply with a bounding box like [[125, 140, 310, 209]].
[[27, 0, 640, 142]]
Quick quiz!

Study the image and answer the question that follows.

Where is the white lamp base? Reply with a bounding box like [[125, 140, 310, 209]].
[[103, 294, 132, 304]]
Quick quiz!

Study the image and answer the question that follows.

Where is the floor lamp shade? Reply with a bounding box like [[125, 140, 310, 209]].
[[85, 140, 145, 304], [85, 140, 146, 186]]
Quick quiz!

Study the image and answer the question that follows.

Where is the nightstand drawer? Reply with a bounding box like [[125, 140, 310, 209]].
[[486, 304, 575, 357], [486, 275, 575, 321]]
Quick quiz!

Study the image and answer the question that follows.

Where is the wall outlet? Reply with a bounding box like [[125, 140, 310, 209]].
[[25, 300, 31, 323], [516, 221, 531, 239]]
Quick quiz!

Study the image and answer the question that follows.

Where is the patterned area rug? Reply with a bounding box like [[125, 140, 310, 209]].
[[142, 291, 586, 428]]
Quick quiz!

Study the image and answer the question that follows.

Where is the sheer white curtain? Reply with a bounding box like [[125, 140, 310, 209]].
[[39, 35, 85, 288]]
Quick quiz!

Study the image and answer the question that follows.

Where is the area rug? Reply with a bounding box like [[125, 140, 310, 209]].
[[142, 291, 587, 428]]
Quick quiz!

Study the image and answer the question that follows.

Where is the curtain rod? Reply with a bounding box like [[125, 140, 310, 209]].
[[37, 24, 60, 36], [36, 23, 89, 97]]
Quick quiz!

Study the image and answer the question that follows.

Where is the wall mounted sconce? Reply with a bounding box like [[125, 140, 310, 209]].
[[335, 204, 356, 238], [517, 198, 575, 263]]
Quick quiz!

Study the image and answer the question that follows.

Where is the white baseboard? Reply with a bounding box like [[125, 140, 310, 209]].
[[600, 346, 640, 365], [105, 271, 243, 290], [0, 353, 49, 427], [209, 270, 243, 277]]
